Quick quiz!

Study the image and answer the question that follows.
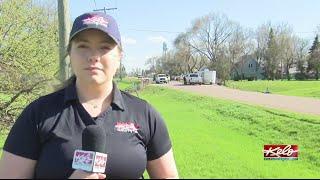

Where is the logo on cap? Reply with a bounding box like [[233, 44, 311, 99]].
[[83, 16, 108, 28]]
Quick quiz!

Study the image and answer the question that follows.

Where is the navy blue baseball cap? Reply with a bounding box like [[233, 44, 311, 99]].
[[69, 12, 121, 47]]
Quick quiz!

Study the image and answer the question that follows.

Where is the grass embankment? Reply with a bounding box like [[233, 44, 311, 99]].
[[0, 130, 8, 157], [140, 85, 320, 178], [1, 79, 319, 178], [225, 80, 320, 98], [115, 77, 140, 90]]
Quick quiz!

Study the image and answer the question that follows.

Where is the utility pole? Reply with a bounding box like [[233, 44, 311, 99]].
[[58, 0, 71, 82], [93, 7, 117, 14]]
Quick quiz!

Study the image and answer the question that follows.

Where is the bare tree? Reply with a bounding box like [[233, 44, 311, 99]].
[[295, 37, 309, 79], [227, 25, 253, 80], [185, 13, 238, 83], [173, 33, 198, 73], [254, 23, 272, 69], [277, 24, 295, 80]]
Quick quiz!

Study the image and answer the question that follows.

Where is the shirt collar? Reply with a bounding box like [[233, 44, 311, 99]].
[[111, 81, 126, 111], [64, 80, 126, 111]]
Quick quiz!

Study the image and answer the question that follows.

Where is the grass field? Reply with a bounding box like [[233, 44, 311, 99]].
[[0, 92, 11, 102], [1, 80, 320, 178], [0, 130, 8, 158], [115, 77, 140, 90], [139, 85, 320, 178], [225, 80, 320, 99]]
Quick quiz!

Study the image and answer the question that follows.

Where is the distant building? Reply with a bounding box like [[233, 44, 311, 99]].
[[230, 55, 264, 80]]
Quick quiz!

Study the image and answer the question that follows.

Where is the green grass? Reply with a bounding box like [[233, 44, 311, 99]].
[[0, 93, 10, 157], [0, 92, 12, 102], [225, 80, 320, 98], [139, 85, 320, 178], [2, 79, 319, 178], [115, 77, 140, 90], [0, 131, 8, 157]]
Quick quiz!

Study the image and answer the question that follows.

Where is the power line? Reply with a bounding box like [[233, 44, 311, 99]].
[[126, 28, 182, 34], [295, 31, 317, 34], [93, 7, 117, 14], [125, 28, 317, 35]]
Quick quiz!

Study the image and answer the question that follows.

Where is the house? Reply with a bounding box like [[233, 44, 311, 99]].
[[230, 55, 264, 80]]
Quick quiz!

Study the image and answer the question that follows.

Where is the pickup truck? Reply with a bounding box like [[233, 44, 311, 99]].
[[155, 74, 169, 84], [183, 73, 202, 85]]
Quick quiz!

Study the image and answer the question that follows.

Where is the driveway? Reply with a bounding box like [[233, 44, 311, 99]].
[[162, 81, 320, 116]]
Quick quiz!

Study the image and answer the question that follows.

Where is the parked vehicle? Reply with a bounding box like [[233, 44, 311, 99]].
[[155, 74, 169, 83], [184, 73, 202, 85], [199, 70, 216, 84]]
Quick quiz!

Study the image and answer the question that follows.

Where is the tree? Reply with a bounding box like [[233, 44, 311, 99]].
[[228, 25, 253, 80], [277, 24, 295, 80], [308, 35, 320, 80], [0, 0, 59, 127], [254, 23, 271, 66], [188, 13, 236, 63], [295, 38, 309, 79], [115, 63, 127, 79], [173, 33, 197, 73], [265, 28, 279, 80], [187, 13, 237, 82]]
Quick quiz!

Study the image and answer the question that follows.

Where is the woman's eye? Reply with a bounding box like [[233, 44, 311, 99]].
[[78, 45, 88, 48], [101, 46, 111, 50]]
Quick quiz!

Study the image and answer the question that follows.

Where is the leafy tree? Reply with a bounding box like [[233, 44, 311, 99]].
[[0, 0, 59, 128], [265, 28, 279, 80], [307, 35, 320, 80]]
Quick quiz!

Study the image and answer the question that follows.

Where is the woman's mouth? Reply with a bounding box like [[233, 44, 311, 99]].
[[84, 67, 102, 74]]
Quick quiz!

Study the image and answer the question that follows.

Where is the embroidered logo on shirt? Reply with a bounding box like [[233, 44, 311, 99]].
[[83, 16, 108, 28], [115, 121, 139, 133]]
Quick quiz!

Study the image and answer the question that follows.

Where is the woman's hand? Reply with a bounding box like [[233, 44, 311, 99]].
[[69, 170, 106, 179]]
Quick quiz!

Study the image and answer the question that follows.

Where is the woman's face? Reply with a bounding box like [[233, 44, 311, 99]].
[[69, 29, 122, 85]]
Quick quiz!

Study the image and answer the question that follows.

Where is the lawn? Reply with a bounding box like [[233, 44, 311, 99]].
[[0, 130, 8, 158], [1, 80, 320, 178], [139, 85, 320, 178], [115, 77, 140, 90], [225, 80, 320, 99], [0, 92, 12, 102]]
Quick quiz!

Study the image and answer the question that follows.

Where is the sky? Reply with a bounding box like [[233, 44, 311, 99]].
[[69, 0, 320, 73]]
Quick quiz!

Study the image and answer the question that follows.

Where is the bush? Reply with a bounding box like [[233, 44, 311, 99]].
[[294, 73, 307, 80]]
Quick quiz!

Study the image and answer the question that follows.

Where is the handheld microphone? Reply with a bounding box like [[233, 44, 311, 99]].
[[72, 125, 108, 173]]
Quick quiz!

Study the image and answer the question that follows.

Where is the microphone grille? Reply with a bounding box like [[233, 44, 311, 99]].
[[82, 125, 107, 153]]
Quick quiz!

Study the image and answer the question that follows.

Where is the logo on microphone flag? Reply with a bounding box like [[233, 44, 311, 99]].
[[93, 152, 108, 173], [72, 150, 108, 173], [72, 150, 95, 172]]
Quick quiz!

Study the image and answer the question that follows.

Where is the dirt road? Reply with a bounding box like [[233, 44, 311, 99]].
[[162, 81, 320, 116]]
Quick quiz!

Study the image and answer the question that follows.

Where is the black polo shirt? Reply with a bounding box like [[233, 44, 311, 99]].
[[3, 81, 172, 179]]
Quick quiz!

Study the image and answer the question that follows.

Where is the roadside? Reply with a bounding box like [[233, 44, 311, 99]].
[[162, 81, 320, 116]]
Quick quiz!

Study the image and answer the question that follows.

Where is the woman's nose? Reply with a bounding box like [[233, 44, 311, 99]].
[[87, 50, 100, 63], [88, 55, 99, 63]]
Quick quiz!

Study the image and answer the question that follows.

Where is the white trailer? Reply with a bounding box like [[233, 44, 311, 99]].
[[199, 70, 216, 84]]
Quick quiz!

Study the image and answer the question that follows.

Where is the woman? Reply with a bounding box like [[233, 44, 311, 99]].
[[0, 12, 178, 179]]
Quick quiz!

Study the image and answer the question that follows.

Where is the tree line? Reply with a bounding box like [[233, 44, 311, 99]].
[[144, 13, 320, 83], [0, 0, 59, 128]]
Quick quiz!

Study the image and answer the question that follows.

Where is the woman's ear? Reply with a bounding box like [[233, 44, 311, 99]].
[[119, 50, 124, 60]]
